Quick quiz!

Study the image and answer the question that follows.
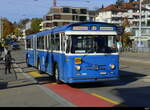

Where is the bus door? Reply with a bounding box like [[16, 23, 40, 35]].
[[33, 36, 37, 67], [59, 33, 66, 79], [45, 35, 53, 74]]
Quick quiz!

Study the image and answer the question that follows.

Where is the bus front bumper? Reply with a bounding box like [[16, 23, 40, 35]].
[[67, 77, 119, 83]]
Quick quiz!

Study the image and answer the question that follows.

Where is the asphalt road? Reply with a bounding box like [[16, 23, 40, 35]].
[[1, 41, 150, 107]]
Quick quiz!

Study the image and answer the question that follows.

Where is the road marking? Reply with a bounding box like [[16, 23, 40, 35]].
[[28, 71, 42, 78], [91, 93, 120, 105], [44, 83, 115, 107]]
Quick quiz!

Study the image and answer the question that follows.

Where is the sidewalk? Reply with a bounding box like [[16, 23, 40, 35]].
[[120, 52, 150, 65]]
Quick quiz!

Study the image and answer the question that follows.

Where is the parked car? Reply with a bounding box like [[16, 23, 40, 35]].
[[11, 42, 20, 50]]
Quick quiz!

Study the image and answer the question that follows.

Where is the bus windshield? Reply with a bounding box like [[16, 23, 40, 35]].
[[70, 35, 117, 54]]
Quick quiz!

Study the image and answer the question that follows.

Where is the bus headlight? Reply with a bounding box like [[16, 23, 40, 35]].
[[75, 66, 81, 71], [74, 58, 82, 64], [109, 64, 115, 69]]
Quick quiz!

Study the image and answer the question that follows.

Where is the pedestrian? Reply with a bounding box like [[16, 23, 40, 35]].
[[0, 42, 3, 58], [116, 40, 122, 52], [4, 50, 14, 74]]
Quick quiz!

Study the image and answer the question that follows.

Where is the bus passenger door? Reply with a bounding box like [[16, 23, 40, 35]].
[[59, 33, 66, 80], [46, 35, 53, 74]]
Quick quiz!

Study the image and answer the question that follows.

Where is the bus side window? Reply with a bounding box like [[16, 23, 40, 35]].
[[27, 39, 32, 49], [45, 35, 48, 50], [51, 34, 55, 51], [48, 35, 51, 50], [61, 33, 65, 52], [37, 36, 44, 50], [55, 33, 60, 51]]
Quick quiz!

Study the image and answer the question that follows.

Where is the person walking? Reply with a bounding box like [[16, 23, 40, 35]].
[[4, 50, 13, 74], [0, 42, 3, 59]]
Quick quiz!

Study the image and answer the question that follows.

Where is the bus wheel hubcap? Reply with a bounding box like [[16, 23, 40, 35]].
[[55, 68, 58, 80]]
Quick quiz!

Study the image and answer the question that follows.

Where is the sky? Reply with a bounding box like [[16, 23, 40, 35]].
[[0, 0, 118, 23]]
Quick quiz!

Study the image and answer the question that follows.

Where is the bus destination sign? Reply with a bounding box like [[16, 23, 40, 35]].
[[73, 26, 89, 30], [100, 27, 114, 31]]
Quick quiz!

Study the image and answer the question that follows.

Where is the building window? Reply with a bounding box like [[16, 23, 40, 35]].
[[79, 16, 87, 21], [72, 15, 78, 21], [80, 9, 87, 14], [112, 11, 117, 15], [46, 16, 52, 20], [54, 14, 61, 19], [53, 22, 58, 26], [63, 8, 70, 13], [45, 23, 52, 27], [72, 9, 77, 14], [63, 22, 69, 25]]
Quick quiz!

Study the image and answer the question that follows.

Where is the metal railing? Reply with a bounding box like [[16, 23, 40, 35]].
[[120, 47, 150, 53]]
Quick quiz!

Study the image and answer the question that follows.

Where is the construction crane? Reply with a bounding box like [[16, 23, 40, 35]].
[[52, 0, 91, 7]]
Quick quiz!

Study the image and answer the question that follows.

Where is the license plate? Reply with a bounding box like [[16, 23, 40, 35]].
[[100, 72, 107, 75]]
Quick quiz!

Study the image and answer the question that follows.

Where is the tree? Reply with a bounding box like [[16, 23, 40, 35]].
[[121, 17, 133, 47], [18, 18, 30, 29], [31, 18, 42, 33], [101, 4, 104, 9], [13, 27, 22, 37], [116, 0, 124, 4], [25, 18, 42, 35], [2, 18, 15, 39]]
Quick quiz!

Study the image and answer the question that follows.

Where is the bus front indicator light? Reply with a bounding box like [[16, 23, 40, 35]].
[[109, 64, 115, 70], [75, 58, 82, 64], [75, 66, 81, 71]]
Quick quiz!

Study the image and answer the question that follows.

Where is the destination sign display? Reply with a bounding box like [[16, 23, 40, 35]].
[[72, 26, 114, 31], [100, 27, 114, 31], [72, 26, 88, 30], [91, 26, 97, 30]]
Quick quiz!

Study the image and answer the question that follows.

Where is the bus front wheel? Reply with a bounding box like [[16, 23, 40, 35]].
[[55, 65, 62, 84]]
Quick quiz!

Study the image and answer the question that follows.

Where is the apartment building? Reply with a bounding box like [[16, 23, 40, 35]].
[[40, 6, 89, 31], [95, 1, 149, 26]]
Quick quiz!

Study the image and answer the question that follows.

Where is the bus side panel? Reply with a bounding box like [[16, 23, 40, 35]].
[[52, 52, 66, 82], [37, 50, 47, 72], [46, 52, 53, 75], [59, 53, 66, 81], [27, 49, 34, 66]]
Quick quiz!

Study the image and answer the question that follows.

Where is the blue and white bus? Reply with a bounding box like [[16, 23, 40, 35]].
[[25, 22, 120, 84]]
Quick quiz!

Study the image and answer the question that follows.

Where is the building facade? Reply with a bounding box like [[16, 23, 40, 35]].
[[40, 6, 89, 31], [95, 1, 149, 26]]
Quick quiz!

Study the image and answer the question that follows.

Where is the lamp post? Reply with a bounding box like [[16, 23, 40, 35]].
[[138, 0, 142, 50], [139, 0, 142, 38]]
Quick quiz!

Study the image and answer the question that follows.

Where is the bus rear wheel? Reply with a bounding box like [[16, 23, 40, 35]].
[[55, 65, 62, 84]]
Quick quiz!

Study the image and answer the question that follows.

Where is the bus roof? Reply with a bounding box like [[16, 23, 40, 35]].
[[26, 22, 117, 39]]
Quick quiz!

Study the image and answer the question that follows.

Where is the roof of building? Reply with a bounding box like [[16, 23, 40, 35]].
[[97, 1, 148, 13]]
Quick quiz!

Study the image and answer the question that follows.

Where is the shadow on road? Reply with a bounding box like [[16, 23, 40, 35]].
[[114, 86, 150, 107]]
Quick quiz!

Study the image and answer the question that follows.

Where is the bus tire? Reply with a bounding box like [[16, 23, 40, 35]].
[[55, 65, 62, 84], [37, 60, 42, 74]]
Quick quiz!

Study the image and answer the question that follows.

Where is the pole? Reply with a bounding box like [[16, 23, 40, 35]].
[[139, 0, 142, 38], [138, 0, 142, 51], [0, 18, 2, 41]]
